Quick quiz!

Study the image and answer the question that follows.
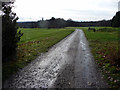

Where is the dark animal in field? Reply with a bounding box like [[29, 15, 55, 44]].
[[88, 27, 96, 32]]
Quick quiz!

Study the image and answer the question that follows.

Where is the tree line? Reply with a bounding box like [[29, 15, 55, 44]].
[[18, 12, 120, 28], [18, 18, 112, 28]]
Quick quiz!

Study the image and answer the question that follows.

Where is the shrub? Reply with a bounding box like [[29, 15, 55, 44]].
[[2, 2, 23, 62]]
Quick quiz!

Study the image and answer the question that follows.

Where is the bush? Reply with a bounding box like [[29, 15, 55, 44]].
[[112, 11, 120, 27], [2, 2, 23, 62]]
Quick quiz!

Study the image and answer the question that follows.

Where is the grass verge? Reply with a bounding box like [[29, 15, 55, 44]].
[[3, 28, 75, 82], [78, 27, 120, 88]]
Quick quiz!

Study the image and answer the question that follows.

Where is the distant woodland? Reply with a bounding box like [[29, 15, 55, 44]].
[[18, 11, 120, 28]]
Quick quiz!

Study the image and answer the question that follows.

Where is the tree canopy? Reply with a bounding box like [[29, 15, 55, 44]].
[[2, 2, 23, 61], [112, 11, 120, 27]]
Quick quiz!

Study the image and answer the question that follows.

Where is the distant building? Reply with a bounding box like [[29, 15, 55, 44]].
[[118, 1, 120, 11]]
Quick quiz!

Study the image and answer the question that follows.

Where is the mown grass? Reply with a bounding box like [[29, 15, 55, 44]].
[[78, 27, 120, 88], [3, 28, 75, 82]]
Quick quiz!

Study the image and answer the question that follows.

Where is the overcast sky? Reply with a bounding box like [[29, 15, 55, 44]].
[[13, 0, 119, 22]]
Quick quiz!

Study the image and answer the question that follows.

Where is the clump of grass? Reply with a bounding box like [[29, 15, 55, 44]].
[[92, 42, 120, 88], [3, 28, 75, 82]]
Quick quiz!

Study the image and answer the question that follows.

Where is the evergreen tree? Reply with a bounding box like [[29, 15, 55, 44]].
[[2, 2, 23, 62], [112, 11, 120, 27]]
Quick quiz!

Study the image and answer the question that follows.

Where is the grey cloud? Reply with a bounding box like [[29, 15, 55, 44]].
[[64, 9, 114, 17]]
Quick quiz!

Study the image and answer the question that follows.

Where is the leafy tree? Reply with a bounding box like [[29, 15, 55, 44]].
[[2, 2, 23, 62], [48, 17, 56, 28], [50, 17, 55, 21], [47, 17, 66, 28], [112, 11, 120, 27]]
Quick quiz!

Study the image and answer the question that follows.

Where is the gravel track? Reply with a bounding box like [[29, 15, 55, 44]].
[[3, 29, 108, 88]]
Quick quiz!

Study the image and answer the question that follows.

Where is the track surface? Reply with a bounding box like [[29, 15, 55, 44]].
[[3, 29, 108, 88]]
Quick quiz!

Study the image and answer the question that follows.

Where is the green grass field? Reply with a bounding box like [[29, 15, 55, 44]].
[[78, 27, 120, 88], [18, 28, 73, 43], [3, 28, 75, 82], [3, 27, 120, 87]]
